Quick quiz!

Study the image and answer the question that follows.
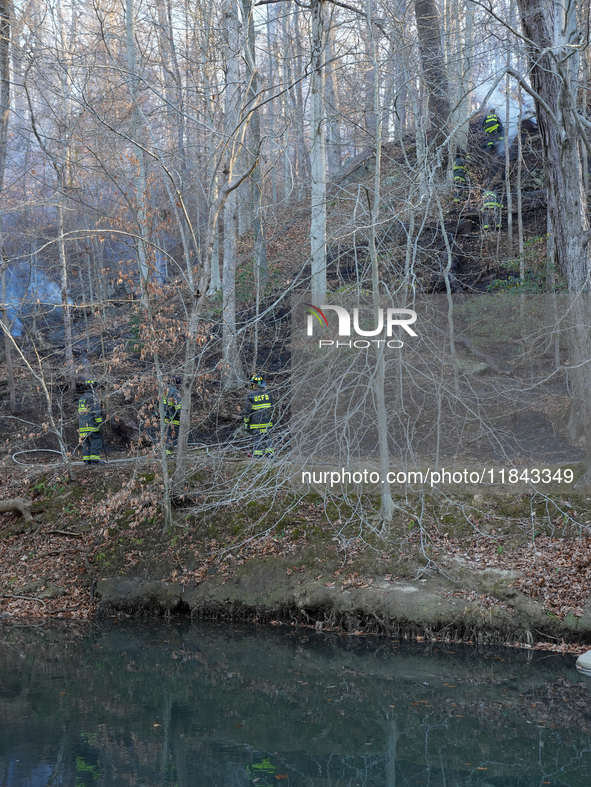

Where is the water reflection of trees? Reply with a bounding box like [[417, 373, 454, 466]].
[[1, 622, 591, 786]]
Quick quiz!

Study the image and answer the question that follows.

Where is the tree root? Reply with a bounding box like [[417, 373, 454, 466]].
[[0, 593, 47, 607], [0, 497, 33, 522]]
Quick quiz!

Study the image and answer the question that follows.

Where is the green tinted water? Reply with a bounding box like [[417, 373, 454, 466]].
[[1, 621, 590, 786]]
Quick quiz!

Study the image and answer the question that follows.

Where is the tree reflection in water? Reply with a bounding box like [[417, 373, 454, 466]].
[[0, 620, 590, 786]]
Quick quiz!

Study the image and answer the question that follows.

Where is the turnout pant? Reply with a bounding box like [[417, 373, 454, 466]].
[[454, 181, 468, 203], [483, 207, 501, 230], [82, 430, 102, 463], [251, 428, 273, 457], [165, 423, 178, 455]]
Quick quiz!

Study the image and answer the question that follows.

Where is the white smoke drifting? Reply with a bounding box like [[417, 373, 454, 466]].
[[473, 79, 537, 153], [5, 263, 64, 336]]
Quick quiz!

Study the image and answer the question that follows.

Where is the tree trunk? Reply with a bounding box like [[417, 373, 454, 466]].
[[504, 68, 513, 256], [266, 4, 278, 206], [242, 0, 268, 288], [457, 0, 474, 152], [363, 3, 377, 141], [365, 5, 393, 524], [1, 267, 15, 412], [56, 0, 75, 390], [413, 0, 451, 159], [281, 9, 293, 200], [517, 87, 524, 267], [203, 0, 221, 295], [325, 26, 342, 180], [221, 0, 244, 389], [310, 0, 327, 306], [0, 0, 14, 413], [57, 197, 75, 390], [516, 0, 589, 291], [292, 9, 311, 192], [125, 0, 150, 297]]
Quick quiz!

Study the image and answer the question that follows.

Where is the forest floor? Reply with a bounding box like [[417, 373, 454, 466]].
[[2, 459, 591, 656]]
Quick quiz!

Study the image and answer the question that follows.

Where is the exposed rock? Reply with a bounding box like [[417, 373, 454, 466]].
[[15, 580, 66, 600], [38, 583, 66, 600], [576, 650, 591, 674], [457, 359, 489, 375]]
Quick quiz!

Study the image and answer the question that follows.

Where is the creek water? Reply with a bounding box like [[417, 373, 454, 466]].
[[1, 620, 591, 786]]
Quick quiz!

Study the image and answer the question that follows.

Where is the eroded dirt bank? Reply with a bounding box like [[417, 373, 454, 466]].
[[95, 551, 591, 654]]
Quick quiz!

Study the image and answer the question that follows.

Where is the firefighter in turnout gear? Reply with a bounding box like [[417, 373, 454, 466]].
[[483, 111, 504, 151], [78, 380, 104, 465], [453, 152, 469, 203], [244, 375, 274, 458], [163, 376, 182, 455], [483, 190, 502, 230]]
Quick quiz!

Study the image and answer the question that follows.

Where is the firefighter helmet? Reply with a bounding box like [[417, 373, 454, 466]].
[[250, 375, 266, 388], [81, 379, 97, 389]]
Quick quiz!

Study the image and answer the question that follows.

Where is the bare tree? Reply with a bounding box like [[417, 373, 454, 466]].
[[310, 0, 327, 305], [0, 0, 14, 412], [221, 0, 245, 388]]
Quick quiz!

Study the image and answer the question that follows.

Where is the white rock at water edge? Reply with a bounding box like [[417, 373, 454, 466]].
[[576, 650, 591, 674]]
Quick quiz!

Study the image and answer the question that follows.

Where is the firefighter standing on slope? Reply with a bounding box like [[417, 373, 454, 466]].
[[483, 110, 504, 151], [453, 152, 469, 204], [78, 379, 105, 465], [163, 376, 182, 455], [483, 189, 502, 230], [244, 375, 274, 458]]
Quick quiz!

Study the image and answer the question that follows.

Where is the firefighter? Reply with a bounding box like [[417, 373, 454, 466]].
[[78, 380, 104, 465], [244, 375, 274, 458], [483, 190, 502, 230], [453, 152, 469, 203], [163, 376, 182, 455], [483, 111, 504, 151]]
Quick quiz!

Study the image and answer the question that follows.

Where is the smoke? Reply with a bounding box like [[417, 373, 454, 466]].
[[4, 263, 64, 337], [473, 79, 537, 153]]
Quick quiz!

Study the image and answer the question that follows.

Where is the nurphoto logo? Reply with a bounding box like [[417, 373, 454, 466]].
[[304, 303, 418, 349]]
